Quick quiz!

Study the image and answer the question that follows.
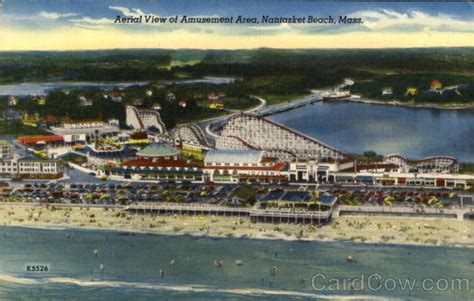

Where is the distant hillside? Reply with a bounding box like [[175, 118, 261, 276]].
[[1, 47, 473, 85]]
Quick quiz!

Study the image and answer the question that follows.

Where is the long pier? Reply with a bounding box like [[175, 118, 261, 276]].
[[126, 203, 473, 222], [334, 205, 473, 221], [125, 203, 333, 224]]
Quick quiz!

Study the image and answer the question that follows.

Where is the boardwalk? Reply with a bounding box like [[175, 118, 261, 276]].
[[335, 205, 473, 221], [126, 202, 473, 222], [125, 203, 333, 224]]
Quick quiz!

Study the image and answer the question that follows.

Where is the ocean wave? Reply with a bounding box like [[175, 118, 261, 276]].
[[0, 274, 400, 300]]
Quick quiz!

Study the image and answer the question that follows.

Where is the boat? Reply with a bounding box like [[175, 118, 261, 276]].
[[323, 91, 351, 101]]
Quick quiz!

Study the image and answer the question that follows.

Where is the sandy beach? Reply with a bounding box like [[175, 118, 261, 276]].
[[1, 205, 472, 248]]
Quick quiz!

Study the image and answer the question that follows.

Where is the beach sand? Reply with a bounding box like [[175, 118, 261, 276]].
[[0, 205, 472, 247]]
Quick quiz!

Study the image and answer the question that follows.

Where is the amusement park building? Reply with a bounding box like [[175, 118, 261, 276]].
[[203, 149, 288, 183], [215, 113, 346, 161], [49, 119, 120, 143], [102, 143, 203, 182], [125, 105, 166, 134], [384, 154, 459, 174]]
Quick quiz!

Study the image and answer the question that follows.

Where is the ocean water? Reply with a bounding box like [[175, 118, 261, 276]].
[[269, 101, 474, 162], [0, 227, 472, 300]]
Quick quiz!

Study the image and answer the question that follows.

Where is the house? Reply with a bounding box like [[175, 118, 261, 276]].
[[209, 101, 224, 109], [405, 87, 418, 97], [40, 115, 60, 129], [36, 97, 46, 106], [2, 109, 22, 121], [17, 135, 64, 147], [21, 112, 40, 127], [0, 141, 14, 160], [132, 99, 143, 106], [79, 96, 93, 106], [8, 96, 18, 106], [381, 87, 393, 96], [431, 80, 442, 90], [111, 95, 123, 102], [208, 92, 225, 100], [110, 91, 124, 102]]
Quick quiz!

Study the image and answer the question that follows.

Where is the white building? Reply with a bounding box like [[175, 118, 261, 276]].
[[0, 158, 63, 179], [0, 141, 14, 160], [79, 96, 93, 106], [288, 159, 354, 182], [125, 105, 166, 133], [18, 158, 61, 174], [0, 160, 18, 177], [203, 149, 287, 183], [8, 96, 18, 106], [50, 119, 120, 143]]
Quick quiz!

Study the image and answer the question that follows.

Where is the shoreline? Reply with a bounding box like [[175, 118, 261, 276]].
[[255, 92, 474, 122], [1, 205, 472, 248], [4, 223, 474, 250], [344, 97, 474, 110]]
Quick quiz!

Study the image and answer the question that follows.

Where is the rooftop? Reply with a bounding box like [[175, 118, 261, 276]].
[[205, 150, 263, 164], [137, 143, 180, 158], [121, 158, 202, 168], [17, 135, 64, 145]]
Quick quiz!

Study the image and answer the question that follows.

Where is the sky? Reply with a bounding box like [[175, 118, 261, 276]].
[[1, 0, 473, 50]]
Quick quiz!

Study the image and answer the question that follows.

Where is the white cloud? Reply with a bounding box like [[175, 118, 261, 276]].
[[38, 11, 78, 20], [353, 9, 474, 33], [249, 23, 292, 31], [109, 6, 149, 18], [68, 17, 114, 30], [69, 17, 114, 25]]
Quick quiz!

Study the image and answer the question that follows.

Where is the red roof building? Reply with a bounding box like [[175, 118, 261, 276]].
[[179, 100, 187, 107], [18, 135, 64, 145], [431, 80, 442, 90], [207, 92, 225, 100]]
